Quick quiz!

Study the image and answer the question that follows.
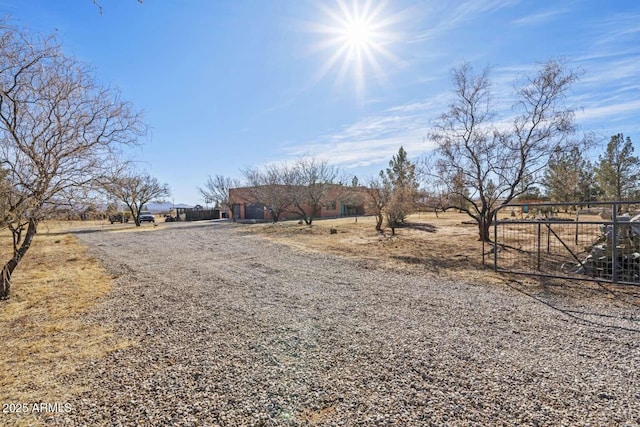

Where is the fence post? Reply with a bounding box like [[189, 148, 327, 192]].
[[575, 211, 579, 245], [612, 202, 618, 283], [493, 210, 498, 271], [537, 222, 541, 270]]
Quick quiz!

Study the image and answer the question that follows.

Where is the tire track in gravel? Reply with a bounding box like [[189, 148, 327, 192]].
[[43, 223, 640, 426]]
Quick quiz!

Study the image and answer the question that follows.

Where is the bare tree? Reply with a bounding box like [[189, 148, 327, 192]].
[[428, 60, 579, 241], [0, 23, 143, 299], [102, 168, 170, 226], [419, 190, 446, 217], [365, 176, 391, 233], [242, 164, 296, 223], [199, 175, 242, 221], [422, 171, 469, 216], [290, 157, 340, 225], [0, 169, 15, 224]]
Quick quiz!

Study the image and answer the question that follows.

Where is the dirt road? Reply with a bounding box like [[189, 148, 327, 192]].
[[53, 222, 640, 425]]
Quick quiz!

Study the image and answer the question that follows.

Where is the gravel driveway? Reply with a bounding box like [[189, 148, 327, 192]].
[[55, 222, 640, 425]]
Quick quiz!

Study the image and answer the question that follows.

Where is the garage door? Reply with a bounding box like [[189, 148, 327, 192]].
[[244, 203, 265, 220]]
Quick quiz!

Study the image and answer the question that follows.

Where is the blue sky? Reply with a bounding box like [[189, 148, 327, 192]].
[[2, 0, 639, 204]]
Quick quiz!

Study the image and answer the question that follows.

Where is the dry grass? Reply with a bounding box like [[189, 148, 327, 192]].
[[37, 217, 164, 234], [244, 212, 503, 284], [245, 212, 640, 306], [0, 226, 129, 424]]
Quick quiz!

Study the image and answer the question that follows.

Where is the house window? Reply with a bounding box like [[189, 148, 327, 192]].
[[325, 201, 337, 210]]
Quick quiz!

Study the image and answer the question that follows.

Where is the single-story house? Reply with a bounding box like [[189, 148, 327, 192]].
[[228, 185, 373, 221]]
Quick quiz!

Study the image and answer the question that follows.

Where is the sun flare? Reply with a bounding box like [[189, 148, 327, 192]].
[[343, 19, 373, 50], [309, 0, 404, 97]]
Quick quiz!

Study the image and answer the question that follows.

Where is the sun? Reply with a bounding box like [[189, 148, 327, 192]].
[[343, 18, 373, 50], [308, 0, 404, 97]]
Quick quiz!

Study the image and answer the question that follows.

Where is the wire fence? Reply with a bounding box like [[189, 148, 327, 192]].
[[493, 201, 640, 285]]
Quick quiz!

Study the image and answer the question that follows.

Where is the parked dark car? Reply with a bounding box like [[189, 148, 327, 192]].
[[108, 213, 130, 224]]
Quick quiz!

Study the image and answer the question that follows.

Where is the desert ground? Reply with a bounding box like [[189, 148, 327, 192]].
[[1, 213, 639, 426]]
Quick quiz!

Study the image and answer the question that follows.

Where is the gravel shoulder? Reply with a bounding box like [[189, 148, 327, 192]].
[[45, 222, 640, 425]]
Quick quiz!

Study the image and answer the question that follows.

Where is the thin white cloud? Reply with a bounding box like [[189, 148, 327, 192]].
[[280, 99, 444, 168], [287, 134, 435, 169], [510, 8, 567, 26], [491, 54, 640, 136], [448, 0, 519, 27], [591, 13, 640, 46], [578, 56, 639, 87], [576, 100, 640, 123], [410, 0, 518, 44], [571, 51, 640, 135]]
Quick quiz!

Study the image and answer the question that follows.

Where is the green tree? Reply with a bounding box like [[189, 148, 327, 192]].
[[542, 146, 593, 204], [576, 164, 601, 204], [595, 133, 639, 201], [381, 146, 419, 234]]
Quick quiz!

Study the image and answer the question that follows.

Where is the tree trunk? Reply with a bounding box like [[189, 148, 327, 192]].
[[126, 205, 140, 226], [293, 205, 311, 225], [0, 219, 37, 299], [306, 206, 322, 226], [375, 213, 383, 232], [478, 216, 491, 242], [0, 259, 17, 300]]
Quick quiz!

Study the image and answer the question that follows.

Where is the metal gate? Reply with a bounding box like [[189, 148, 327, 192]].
[[493, 201, 640, 285]]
